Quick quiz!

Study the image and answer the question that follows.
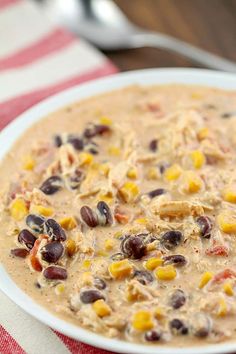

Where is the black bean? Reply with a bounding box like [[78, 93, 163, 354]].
[[41, 241, 64, 263], [191, 313, 211, 338], [43, 266, 67, 280], [85, 141, 99, 155], [54, 135, 63, 147], [110, 252, 125, 261], [80, 206, 98, 227], [149, 139, 158, 152], [96, 201, 113, 226], [26, 214, 45, 233], [18, 229, 37, 250], [145, 330, 161, 342], [158, 161, 170, 174], [196, 216, 213, 239], [221, 112, 236, 119], [69, 169, 84, 190], [40, 175, 63, 195], [11, 248, 29, 258], [80, 289, 105, 304], [169, 319, 188, 335], [120, 235, 146, 259], [67, 135, 84, 150], [83, 124, 111, 138], [163, 254, 187, 267], [94, 277, 107, 290], [148, 188, 166, 199], [160, 231, 183, 250], [45, 219, 66, 241], [132, 270, 153, 285], [170, 289, 186, 309]]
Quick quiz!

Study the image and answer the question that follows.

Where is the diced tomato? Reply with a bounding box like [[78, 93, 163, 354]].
[[205, 244, 229, 257], [29, 255, 42, 272], [114, 212, 129, 224], [29, 235, 48, 272], [213, 269, 236, 283]]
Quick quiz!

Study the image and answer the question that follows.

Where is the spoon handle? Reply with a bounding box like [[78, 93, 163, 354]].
[[132, 32, 236, 73]]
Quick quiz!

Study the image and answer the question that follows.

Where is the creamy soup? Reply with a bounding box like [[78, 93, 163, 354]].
[[1, 85, 236, 347]]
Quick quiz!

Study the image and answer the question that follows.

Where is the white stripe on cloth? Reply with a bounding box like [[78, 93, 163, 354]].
[[0, 40, 106, 102], [0, 0, 55, 57], [0, 290, 71, 354]]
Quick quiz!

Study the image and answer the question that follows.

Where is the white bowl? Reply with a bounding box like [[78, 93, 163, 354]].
[[0, 68, 236, 354]]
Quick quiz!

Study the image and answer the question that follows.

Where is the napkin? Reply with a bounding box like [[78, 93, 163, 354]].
[[0, 0, 117, 353]]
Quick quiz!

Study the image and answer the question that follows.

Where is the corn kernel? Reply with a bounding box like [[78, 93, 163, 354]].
[[217, 211, 236, 234], [81, 271, 93, 286], [79, 152, 94, 166], [99, 163, 110, 177], [154, 307, 164, 320], [99, 116, 112, 126], [199, 271, 213, 289], [108, 146, 121, 156], [31, 204, 54, 217], [82, 259, 91, 269], [109, 259, 133, 279], [22, 155, 36, 171], [222, 186, 236, 203], [165, 164, 182, 181], [10, 198, 28, 221], [217, 297, 227, 317], [92, 299, 111, 317], [55, 283, 65, 295], [155, 265, 177, 281], [223, 282, 234, 296], [105, 239, 115, 251], [98, 192, 113, 204], [190, 150, 205, 169], [66, 239, 77, 257], [113, 231, 122, 239], [145, 257, 163, 271], [132, 311, 154, 331], [182, 171, 203, 193], [59, 216, 77, 230], [119, 181, 139, 203], [135, 217, 148, 225], [146, 167, 158, 180], [127, 167, 138, 180], [197, 127, 209, 141]]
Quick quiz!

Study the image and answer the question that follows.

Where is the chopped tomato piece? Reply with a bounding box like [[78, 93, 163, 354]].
[[29, 235, 48, 272], [213, 269, 236, 283], [114, 212, 129, 224], [205, 244, 229, 257]]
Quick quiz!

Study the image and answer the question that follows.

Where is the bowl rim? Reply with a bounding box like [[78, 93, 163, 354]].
[[0, 67, 236, 354]]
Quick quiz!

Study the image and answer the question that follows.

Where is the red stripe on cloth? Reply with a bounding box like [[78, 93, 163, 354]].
[[0, 0, 21, 9], [55, 331, 113, 354], [0, 325, 25, 354], [0, 29, 76, 70], [0, 61, 118, 130]]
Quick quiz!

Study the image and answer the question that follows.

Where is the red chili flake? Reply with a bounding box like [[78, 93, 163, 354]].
[[213, 269, 236, 283], [205, 244, 229, 257]]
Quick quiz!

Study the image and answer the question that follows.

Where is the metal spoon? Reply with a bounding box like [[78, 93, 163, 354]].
[[36, 0, 236, 72]]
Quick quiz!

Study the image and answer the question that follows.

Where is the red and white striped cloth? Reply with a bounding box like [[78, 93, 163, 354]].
[[0, 0, 117, 352]]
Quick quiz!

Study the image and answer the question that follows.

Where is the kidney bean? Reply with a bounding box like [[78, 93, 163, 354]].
[[145, 330, 161, 342], [120, 235, 146, 259], [67, 135, 84, 150], [83, 124, 111, 138], [26, 214, 45, 233], [169, 318, 188, 335], [149, 139, 158, 152], [41, 241, 64, 263], [148, 188, 166, 199], [45, 219, 66, 241], [18, 229, 37, 250], [191, 313, 212, 338], [11, 248, 29, 258], [80, 206, 98, 227], [43, 266, 67, 280], [133, 270, 153, 285], [160, 231, 183, 250], [94, 277, 107, 290], [40, 176, 63, 195], [170, 289, 186, 309], [196, 216, 213, 239], [96, 201, 113, 226], [163, 254, 187, 267], [80, 289, 105, 304]]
